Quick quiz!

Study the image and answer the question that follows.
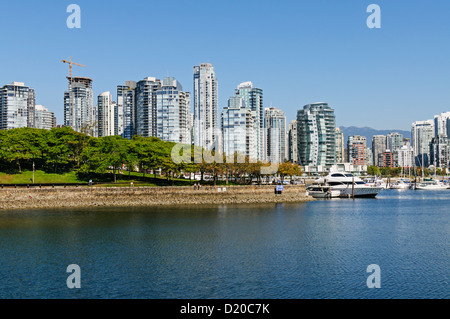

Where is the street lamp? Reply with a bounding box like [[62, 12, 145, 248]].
[[32, 162, 35, 184]]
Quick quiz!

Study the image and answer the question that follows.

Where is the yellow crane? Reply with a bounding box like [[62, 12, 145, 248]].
[[61, 56, 86, 78]]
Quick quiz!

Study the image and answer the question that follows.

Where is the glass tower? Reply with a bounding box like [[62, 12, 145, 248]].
[[297, 103, 336, 167], [117, 81, 136, 139], [0, 82, 35, 130], [193, 63, 218, 150], [156, 77, 191, 144], [265, 107, 287, 164], [64, 77, 94, 135], [135, 77, 161, 138]]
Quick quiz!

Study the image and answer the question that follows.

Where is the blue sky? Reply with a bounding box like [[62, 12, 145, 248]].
[[1, 0, 450, 130]]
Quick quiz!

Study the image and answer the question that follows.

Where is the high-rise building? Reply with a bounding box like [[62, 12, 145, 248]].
[[430, 136, 449, 168], [412, 120, 434, 168], [347, 135, 367, 165], [365, 147, 373, 166], [34, 105, 56, 130], [136, 77, 161, 138], [397, 138, 414, 168], [288, 120, 298, 163], [386, 132, 403, 167], [117, 81, 136, 139], [265, 107, 287, 163], [64, 77, 95, 135], [335, 127, 344, 163], [193, 63, 218, 150], [386, 132, 403, 153], [382, 150, 394, 168], [372, 135, 386, 167], [297, 103, 336, 167], [227, 81, 264, 160], [97, 92, 115, 137], [156, 77, 191, 144], [0, 82, 35, 130], [434, 112, 450, 138], [221, 102, 256, 160]]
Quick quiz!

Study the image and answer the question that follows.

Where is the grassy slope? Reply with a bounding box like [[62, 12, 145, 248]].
[[0, 170, 235, 186], [0, 171, 82, 184]]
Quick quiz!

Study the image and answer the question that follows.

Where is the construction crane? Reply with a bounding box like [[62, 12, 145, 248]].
[[61, 56, 86, 78]]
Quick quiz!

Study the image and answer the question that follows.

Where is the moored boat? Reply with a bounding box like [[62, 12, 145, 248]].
[[389, 180, 410, 190], [306, 184, 341, 199], [415, 180, 448, 190], [316, 172, 383, 198]]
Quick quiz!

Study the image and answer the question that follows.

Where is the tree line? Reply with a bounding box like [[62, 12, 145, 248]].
[[0, 127, 302, 184]]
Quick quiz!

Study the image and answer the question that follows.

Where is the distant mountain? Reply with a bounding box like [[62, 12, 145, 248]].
[[339, 126, 411, 148]]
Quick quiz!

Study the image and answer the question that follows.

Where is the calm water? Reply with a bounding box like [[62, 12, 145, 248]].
[[0, 189, 448, 299]]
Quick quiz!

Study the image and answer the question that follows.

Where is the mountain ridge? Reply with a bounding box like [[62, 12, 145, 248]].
[[339, 126, 412, 148]]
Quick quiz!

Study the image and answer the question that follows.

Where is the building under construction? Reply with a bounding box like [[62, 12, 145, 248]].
[[63, 76, 95, 135]]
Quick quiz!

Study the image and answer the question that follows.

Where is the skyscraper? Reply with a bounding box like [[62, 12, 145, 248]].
[[97, 92, 115, 137], [0, 82, 35, 130], [117, 81, 136, 139], [434, 112, 450, 138], [397, 138, 414, 168], [347, 135, 367, 165], [411, 120, 434, 168], [156, 77, 191, 144], [227, 81, 264, 160], [193, 63, 218, 150], [221, 101, 256, 160], [386, 132, 403, 153], [335, 127, 344, 163], [235, 82, 264, 159], [288, 120, 298, 163], [430, 136, 449, 168], [34, 105, 56, 130], [297, 103, 336, 167], [64, 77, 95, 135], [136, 77, 161, 138], [265, 107, 287, 163], [372, 135, 386, 167]]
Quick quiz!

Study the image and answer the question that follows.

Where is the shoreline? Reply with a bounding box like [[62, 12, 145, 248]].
[[0, 185, 313, 211]]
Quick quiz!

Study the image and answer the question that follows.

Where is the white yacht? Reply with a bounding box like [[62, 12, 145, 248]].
[[415, 180, 449, 190], [389, 180, 410, 190], [315, 172, 383, 198], [306, 184, 341, 199]]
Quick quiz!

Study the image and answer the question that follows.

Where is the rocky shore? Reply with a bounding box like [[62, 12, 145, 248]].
[[0, 185, 313, 210]]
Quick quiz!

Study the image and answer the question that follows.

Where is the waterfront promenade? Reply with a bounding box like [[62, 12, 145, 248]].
[[0, 185, 312, 210]]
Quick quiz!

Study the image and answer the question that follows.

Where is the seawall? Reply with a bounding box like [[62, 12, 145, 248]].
[[0, 185, 313, 210]]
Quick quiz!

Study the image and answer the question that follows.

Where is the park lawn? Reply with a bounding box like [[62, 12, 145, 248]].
[[0, 170, 83, 184]]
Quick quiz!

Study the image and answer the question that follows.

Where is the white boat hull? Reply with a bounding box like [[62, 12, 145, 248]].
[[332, 186, 383, 198]]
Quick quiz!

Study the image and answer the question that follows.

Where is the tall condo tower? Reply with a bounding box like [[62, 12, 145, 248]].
[[64, 77, 95, 135], [297, 103, 336, 167], [117, 81, 136, 139], [193, 63, 218, 150], [135, 77, 161, 138], [265, 107, 287, 163], [0, 82, 35, 130], [156, 77, 191, 144]]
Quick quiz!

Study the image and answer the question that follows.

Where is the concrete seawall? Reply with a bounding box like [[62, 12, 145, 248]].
[[0, 185, 313, 210]]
